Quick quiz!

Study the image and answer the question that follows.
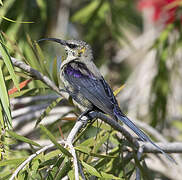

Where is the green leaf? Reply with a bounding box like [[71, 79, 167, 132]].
[[100, 171, 121, 179], [90, 152, 116, 159], [54, 158, 72, 180], [40, 125, 72, 157], [52, 56, 59, 87], [44, 149, 62, 161], [0, 0, 16, 24], [0, 0, 3, 6], [40, 156, 64, 168], [9, 88, 46, 98], [5, 15, 24, 42], [82, 161, 120, 179], [31, 159, 39, 173], [7, 130, 41, 147], [18, 170, 28, 180], [14, 71, 32, 79], [0, 158, 26, 167], [0, 104, 4, 128], [67, 170, 74, 180], [81, 161, 101, 177], [36, 0, 47, 20], [79, 137, 95, 147], [92, 130, 110, 153], [25, 35, 42, 71], [35, 97, 63, 127], [72, 0, 99, 23], [9, 89, 33, 98], [159, 24, 174, 43], [0, 63, 12, 127], [75, 145, 91, 154], [92, 121, 111, 131], [0, 16, 34, 23], [34, 42, 51, 79], [75, 145, 115, 158], [0, 32, 19, 90], [0, 171, 11, 180]]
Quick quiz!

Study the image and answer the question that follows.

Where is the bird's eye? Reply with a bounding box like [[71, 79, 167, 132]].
[[67, 43, 77, 49]]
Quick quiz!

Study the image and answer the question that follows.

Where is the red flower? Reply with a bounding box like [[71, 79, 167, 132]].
[[137, 0, 182, 24]]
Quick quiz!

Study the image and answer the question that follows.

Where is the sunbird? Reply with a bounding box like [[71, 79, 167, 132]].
[[38, 38, 175, 163]]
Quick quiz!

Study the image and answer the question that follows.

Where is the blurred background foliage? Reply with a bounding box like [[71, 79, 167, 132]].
[[0, 0, 182, 179]]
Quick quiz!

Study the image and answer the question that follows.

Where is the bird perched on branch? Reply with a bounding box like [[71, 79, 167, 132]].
[[38, 38, 175, 163]]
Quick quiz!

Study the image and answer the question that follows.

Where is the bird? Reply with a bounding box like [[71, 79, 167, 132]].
[[38, 37, 175, 163]]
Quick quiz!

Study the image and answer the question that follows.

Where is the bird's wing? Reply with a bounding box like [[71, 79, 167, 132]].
[[63, 61, 118, 115]]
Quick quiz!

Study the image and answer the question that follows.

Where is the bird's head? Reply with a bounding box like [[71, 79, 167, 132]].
[[37, 38, 93, 61]]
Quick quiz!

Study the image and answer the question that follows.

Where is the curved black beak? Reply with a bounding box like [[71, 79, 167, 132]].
[[37, 38, 67, 46]]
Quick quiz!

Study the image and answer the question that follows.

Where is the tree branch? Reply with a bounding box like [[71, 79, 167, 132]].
[[66, 114, 91, 179]]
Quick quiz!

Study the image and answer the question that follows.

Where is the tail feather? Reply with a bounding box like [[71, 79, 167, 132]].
[[115, 112, 176, 164]]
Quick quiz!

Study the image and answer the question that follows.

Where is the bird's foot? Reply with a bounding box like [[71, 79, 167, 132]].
[[77, 109, 94, 127]]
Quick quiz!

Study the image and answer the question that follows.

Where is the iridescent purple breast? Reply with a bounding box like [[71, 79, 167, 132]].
[[64, 63, 95, 79], [65, 65, 82, 78]]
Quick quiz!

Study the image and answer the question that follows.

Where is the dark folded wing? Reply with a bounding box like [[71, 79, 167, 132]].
[[64, 62, 118, 115]]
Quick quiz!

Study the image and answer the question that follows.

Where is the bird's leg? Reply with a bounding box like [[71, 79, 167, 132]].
[[77, 108, 93, 121], [77, 108, 94, 127]]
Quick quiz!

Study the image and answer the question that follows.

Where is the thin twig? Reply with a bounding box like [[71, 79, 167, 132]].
[[143, 142, 182, 153], [66, 115, 91, 179], [136, 146, 144, 180], [133, 119, 167, 142], [9, 140, 64, 180], [66, 142, 79, 180], [78, 161, 86, 180]]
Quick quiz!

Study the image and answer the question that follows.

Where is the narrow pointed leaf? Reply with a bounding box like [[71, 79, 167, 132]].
[[54, 158, 72, 180], [0, 16, 34, 23], [81, 161, 101, 177], [34, 42, 51, 78], [7, 130, 41, 147], [82, 161, 120, 179], [0, 65, 12, 126], [9, 88, 35, 98], [44, 149, 62, 161], [75, 146, 115, 158], [35, 97, 63, 127], [0, 158, 26, 167], [0, 0, 16, 24], [0, 104, 4, 128], [40, 125, 72, 157], [52, 57, 59, 86], [100, 171, 121, 179], [114, 84, 125, 96], [0, 33, 19, 90]]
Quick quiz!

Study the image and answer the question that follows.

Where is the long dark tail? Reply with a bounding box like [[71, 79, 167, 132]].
[[114, 108, 176, 163]]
